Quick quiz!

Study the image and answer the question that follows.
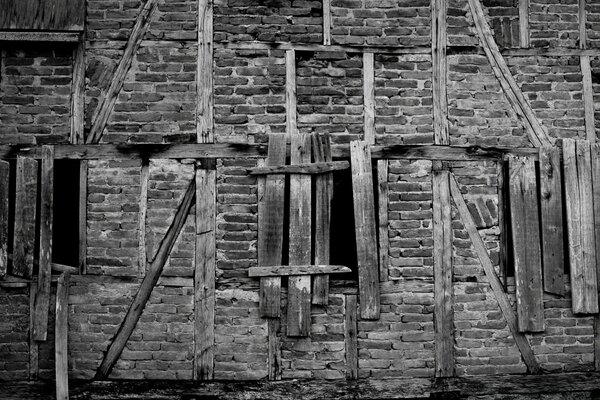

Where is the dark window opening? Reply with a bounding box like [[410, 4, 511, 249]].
[[52, 160, 81, 268]]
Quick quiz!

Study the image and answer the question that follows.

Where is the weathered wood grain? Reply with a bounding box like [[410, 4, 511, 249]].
[[377, 160, 389, 282], [519, 0, 530, 48], [249, 265, 351, 277], [0, 0, 84, 31], [433, 167, 454, 376], [55, 273, 70, 400], [0, 160, 8, 279], [248, 161, 349, 175], [363, 52, 375, 145], [286, 49, 297, 136], [70, 36, 85, 144], [350, 141, 380, 320], [450, 174, 541, 374], [268, 318, 282, 380], [33, 146, 54, 341], [496, 160, 508, 287], [323, 0, 332, 45], [0, 31, 80, 42], [344, 294, 358, 380], [78, 160, 88, 275], [432, 0, 449, 145], [508, 156, 544, 332], [580, 0, 587, 49], [29, 282, 39, 381], [13, 157, 38, 279], [287, 134, 312, 337], [197, 0, 214, 143], [138, 160, 149, 277], [581, 55, 596, 141], [539, 147, 564, 296]]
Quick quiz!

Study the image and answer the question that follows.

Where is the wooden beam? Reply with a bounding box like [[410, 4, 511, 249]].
[[363, 52, 375, 145], [496, 159, 508, 287], [95, 177, 196, 379], [344, 294, 358, 380], [195, 162, 216, 380], [580, 0, 587, 49], [78, 160, 88, 275], [287, 134, 312, 337], [286, 49, 297, 135], [519, 0, 530, 48], [323, 0, 331, 45], [467, 0, 554, 148], [503, 48, 600, 57], [28, 282, 39, 381], [197, 0, 214, 143], [249, 265, 351, 277], [258, 134, 287, 318], [0, 160, 8, 279], [0, 31, 80, 42], [138, 160, 149, 277], [539, 147, 564, 296], [508, 156, 544, 332], [215, 41, 431, 55], [432, 0, 449, 145], [377, 160, 389, 282], [86, 0, 159, 144], [312, 133, 334, 305], [433, 166, 454, 377], [592, 144, 600, 371], [13, 157, 38, 279], [350, 141, 380, 320], [70, 35, 85, 144], [581, 55, 596, 142], [55, 273, 70, 400], [449, 174, 541, 374], [268, 318, 282, 380], [248, 161, 349, 175], [32, 146, 54, 341]]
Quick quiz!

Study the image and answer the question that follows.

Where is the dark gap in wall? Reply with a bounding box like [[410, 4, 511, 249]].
[[503, 163, 515, 279], [560, 158, 570, 276], [7, 159, 16, 272], [330, 168, 358, 281], [52, 160, 80, 268]]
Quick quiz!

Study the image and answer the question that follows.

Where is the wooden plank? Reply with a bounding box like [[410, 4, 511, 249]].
[[0, 160, 8, 279], [32, 146, 54, 341], [323, 0, 332, 45], [432, 0, 449, 145], [508, 156, 544, 332], [0, 31, 81, 42], [286, 49, 297, 135], [580, 0, 587, 49], [216, 41, 431, 54], [432, 166, 454, 377], [78, 160, 88, 274], [52, 263, 78, 274], [138, 160, 149, 277], [258, 134, 287, 318], [70, 35, 85, 144], [287, 134, 312, 337], [0, 0, 84, 31], [377, 160, 389, 282], [539, 147, 564, 296], [86, 0, 159, 144], [268, 318, 282, 380], [449, 174, 541, 374], [95, 178, 196, 379], [248, 161, 349, 175], [363, 52, 375, 145], [467, 0, 553, 148], [197, 0, 214, 143], [519, 0, 530, 48], [312, 133, 334, 305], [195, 163, 216, 380], [344, 294, 358, 380], [350, 140, 380, 320], [249, 265, 351, 277], [28, 282, 39, 381], [496, 160, 508, 287], [55, 273, 70, 400], [13, 157, 38, 279], [581, 55, 596, 141]]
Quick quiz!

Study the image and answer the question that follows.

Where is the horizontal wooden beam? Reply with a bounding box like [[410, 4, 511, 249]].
[[248, 161, 349, 175], [249, 265, 351, 277], [216, 41, 430, 55], [0, 31, 81, 42]]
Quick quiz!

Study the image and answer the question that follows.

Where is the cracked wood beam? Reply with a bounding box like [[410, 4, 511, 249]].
[[94, 177, 196, 380]]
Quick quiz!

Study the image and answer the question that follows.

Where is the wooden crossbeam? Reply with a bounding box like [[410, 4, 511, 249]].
[[249, 265, 351, 277], [13, 157, 38, 279], [449, 174, 541, 374], [55, 273, 70, 400], [0, 160, 8, 279], [95, 177, 196, 379], [248, 161, 349, 175]]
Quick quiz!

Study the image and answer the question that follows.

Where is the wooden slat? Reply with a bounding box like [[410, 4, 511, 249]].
[[78, 160, 88, 274], [70, 35, 85, 144], [287, 134, 312, 337], [249, 265, 351, 277], [312, 133, 334, 305], [95, 178, 196, 379], [28, 282, 39, 381], [377, 160, 389, 282], [539, 147, 564, 296], [197, 0, 214, 143], [195, 163, 216, 380], [258, 134, 287, 318], [467, 0, 553, 148], [32, 146, 54, 341], [433, 166, 454, 376], [363, 52, 375, 145], [55, 273, 70, 400], [508, 156, 544, 332], [580, 0, 587, 50], [138, 160, 149, 277], [581, 55, 596, 141], [344, 294, 358, 380], [86, 0, 159, 144], [268, 318, 282, 380], [13, 157, 38, 279], [432, 0, 449, 145], [286, 49, 297, 135], [248, 161, 349, 175], [323, 0, 331, 45], [0, 160, 8, 279], [449, 174, 541, 374], [350, 140, 380, 320], [519, 0, 530, 48]]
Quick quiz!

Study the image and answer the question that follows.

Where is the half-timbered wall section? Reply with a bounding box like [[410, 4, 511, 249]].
[[6, 0, 600, 399]]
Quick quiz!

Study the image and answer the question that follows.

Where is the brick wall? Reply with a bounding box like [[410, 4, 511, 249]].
[[530, 0, 579, 48], [0, 287, 29, 380], [448, 0, 479, 47]]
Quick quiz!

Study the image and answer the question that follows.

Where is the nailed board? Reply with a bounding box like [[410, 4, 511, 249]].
[[0, 160, 8, 279], [13, 157, 38, 279], [0, 0, 84, 31]]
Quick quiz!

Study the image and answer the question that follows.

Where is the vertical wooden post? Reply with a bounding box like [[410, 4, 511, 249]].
[[197, 0, 214, 143], [580, 0, 587, 50], [363, 52, 375, 145], [286, 49, 297, 136], [13, 157, 38, 279], [344, 294, 358, 380], [592, 144, 600, 371], [0, 160, 8, 279], [138, 160, 149, 277], [78, 160, 88, 275], [28, 282, 39, 381], [70, 34, 85, 144], [377, 160, 389, 282], [194, 161, 216, 380], [432, 0, 449, 145], [55, 273, 70, 400], [581, 55, 596, 142], [268, 318, 282, 380], [323, 0, 331, 45], [496, 160, 508, 288], [33, 146, 54, 341], [519, 0, 530, 48]]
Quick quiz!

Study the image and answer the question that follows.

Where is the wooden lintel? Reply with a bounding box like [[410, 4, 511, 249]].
[[0, 31, 81, 42], [249, 265, 351, 277], [248, 161, 349, 175]]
